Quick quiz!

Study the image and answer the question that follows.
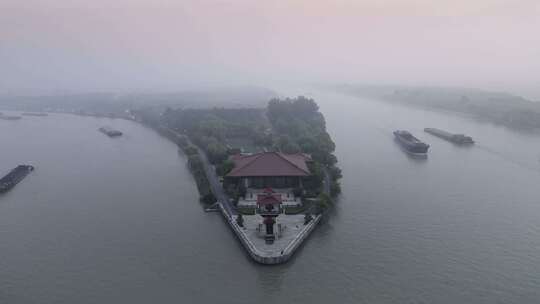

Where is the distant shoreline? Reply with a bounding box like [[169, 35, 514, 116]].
[[332, 84, 540, 132]]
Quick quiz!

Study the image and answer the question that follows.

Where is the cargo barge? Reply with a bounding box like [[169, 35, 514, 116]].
[[393, 130, 430, 156], [0, 115, 22, 120], [424, 128, 474, 145], [0, 165, 34, 193], [99, 127, 123, 137], [22, 112, 48, 117]]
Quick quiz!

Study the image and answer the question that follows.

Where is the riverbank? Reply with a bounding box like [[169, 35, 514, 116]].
[[129, 96, 343, 264], [4, 90, 540, 302], [333, 84, 540, 131], [144, 123, 323, 264]]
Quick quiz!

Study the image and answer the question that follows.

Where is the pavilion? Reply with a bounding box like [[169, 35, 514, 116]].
[[225, 151, 312, 189]]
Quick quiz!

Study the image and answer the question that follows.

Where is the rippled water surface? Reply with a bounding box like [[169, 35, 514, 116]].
[[1, 92, 540, 303]]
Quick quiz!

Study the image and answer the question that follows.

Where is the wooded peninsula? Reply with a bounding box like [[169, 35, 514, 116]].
[[132, 96, 341, 214]]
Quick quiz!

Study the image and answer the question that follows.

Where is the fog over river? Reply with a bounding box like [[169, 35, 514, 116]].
[[1, 89, 540, 303]]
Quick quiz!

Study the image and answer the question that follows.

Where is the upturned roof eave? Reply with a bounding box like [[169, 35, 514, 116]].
[[226, 172, 310, 177], [225, 151, 311, 177]]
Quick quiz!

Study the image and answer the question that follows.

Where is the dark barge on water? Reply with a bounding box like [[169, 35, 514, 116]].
[[393, 130, 430, 156], [0, 115, 22, 120], [424, 128, 474, 145], [99, 127, 123, 137], [0, 165, 34, 193], [22, 112, 48, 117]]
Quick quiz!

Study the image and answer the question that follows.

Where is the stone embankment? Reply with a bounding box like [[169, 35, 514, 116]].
[[218, 203, 321, 265], [143, 122, 323, 264]]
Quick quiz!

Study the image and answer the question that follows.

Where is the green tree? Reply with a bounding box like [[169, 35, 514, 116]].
[[304, 213, 313, 225], [184, 145, 198, 156], [236, 214, 244, 227], [201, 192, 216, 205], [216, 159, 235, 176], [176, 135, 189, 148], [315, 193, 332, 214]]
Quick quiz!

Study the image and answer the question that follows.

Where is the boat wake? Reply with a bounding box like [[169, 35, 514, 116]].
[[475, 144, 540, 174]]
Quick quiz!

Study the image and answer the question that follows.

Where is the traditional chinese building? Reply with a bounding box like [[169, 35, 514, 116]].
[[226, 152, 312, 244], [226, 151, 312, 189]]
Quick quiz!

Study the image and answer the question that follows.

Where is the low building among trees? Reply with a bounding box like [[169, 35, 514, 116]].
[[225, 152, 313, 244], [226, 151, 312, 188], [226, 151, 312, 208]]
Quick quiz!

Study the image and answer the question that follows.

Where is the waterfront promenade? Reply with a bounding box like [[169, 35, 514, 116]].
[[219, 204, 322, 264]]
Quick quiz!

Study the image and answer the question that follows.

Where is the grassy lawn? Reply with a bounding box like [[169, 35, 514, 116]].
[[283, 206, 306, 215], [236, 206, 256, 215], [283, 200, 314, 215], [236, 200, 315, 215]]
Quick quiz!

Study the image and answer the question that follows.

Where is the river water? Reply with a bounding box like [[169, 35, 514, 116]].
[[1, 91, 540, 303]]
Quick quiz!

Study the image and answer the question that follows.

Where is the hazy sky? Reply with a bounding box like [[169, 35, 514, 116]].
[[1, 0, 539, 96]]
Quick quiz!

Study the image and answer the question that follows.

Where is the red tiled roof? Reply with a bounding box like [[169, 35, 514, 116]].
[[226, 152, 311, 177], [257, 193, 282, 205], [263, 217, 275, 224]]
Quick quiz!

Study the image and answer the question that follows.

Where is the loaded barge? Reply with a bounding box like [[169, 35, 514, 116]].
[[0, 165, 34, 193], [22, 112, 48, 117], [424, 128, 474, 145], [0, 115, 22, 120], [99, 127, 123, 137], [394, 130, 430, 156]]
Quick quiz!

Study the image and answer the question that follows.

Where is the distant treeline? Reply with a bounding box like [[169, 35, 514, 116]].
[[0, 86, 276, 115], [335, 84, 540, 131]]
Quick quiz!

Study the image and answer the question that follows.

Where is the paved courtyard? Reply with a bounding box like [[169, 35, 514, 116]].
[[237, 214, 308, 255]]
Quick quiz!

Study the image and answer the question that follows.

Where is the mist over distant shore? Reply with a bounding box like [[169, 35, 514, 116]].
[[331, 84, 540, 131]]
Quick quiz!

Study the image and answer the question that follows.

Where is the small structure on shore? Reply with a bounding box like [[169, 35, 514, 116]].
[[256, 188, 283, 244]]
